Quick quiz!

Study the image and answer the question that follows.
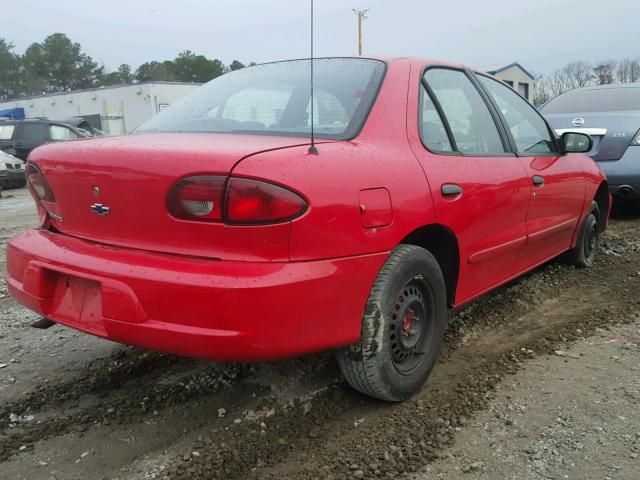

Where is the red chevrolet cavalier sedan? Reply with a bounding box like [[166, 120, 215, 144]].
[[5, 57, 608, 401]]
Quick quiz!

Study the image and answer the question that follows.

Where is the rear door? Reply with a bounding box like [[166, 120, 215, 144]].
[[14, 122, 50, 160], [409, 67, 531, 303], [476, 74, 585, 271]]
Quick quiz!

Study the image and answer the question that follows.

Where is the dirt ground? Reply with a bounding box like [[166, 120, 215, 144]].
[[1, 187, 639, 480]]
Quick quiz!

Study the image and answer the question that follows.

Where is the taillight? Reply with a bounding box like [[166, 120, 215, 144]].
[[26, 163, 55, 202], [225, 178, 307, 224], [167, 175, 226, 221], [167, 176, 307, 225]]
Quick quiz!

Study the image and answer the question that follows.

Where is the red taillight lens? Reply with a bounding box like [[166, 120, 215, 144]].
[[26, 163, 55, 202], [167, 175, 226, 221], [225, 178, 307, 224]]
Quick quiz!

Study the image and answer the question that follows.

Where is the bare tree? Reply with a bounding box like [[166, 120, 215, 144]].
[[617, 57, 640, 83], [594, 60, 617, 85], [531, 75, 552, 105], [546, 61, 595, 97]]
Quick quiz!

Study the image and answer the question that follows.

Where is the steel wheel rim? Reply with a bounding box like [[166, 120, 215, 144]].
[[585, 216, 598, 261], [388, 278, 435, 375]]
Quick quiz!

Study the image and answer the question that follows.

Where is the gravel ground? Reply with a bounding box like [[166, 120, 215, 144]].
[[1, 187, 640, 480]]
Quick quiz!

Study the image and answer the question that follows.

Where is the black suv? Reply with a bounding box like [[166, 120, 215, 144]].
[[0, 119, 90, 161]]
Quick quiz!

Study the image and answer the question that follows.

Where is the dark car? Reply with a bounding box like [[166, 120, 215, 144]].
[[541, 84, 640, 200], [0, 150, 26, 189], [0, 118, 90, 161]]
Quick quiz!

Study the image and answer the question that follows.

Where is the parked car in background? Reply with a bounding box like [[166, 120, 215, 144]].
[[0, 118, 90, 161], [0, 150, 26, 189], [6, 57, 609, 401], [541, 84, 640, 200]]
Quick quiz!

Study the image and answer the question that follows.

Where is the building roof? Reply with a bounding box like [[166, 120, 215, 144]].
[[1, 81, 201, 104], [486, 62, 535, 81]]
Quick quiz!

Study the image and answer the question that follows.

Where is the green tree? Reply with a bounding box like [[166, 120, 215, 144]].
[[229, 60, 245, 71], [135, 61, 177, 82], [170, 50, 224, 83], [21, 33, 102, 93], [0, 38, 19, 99], [100, 63, 134, 86]]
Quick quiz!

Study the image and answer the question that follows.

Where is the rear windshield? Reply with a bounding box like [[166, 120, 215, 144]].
[[137, 58, 386, 140], [542, 87, 640, 114]]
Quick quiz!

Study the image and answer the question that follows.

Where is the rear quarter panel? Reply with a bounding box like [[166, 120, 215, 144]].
[[231, 59, 437, 261]]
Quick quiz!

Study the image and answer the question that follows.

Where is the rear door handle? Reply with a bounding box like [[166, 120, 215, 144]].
[[441, 184, 463, 196], [532, 175, 545, 186]]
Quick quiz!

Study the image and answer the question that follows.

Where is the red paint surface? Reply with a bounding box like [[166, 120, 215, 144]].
[[5, 57, 608, 361]]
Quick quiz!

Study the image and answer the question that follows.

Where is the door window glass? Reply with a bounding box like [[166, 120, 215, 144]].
[[49, 125, 79, 140], [0, 124, 15, 140], [423, 69, 505, 154], [419, 87, 453, 152], [477, 75, 556, 154]]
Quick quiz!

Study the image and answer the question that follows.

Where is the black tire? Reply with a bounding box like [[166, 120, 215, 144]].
[[337, 244, 447, 402], [566, 201, 600, 268]]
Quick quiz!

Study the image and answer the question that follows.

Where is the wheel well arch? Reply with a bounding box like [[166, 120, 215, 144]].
[[594, 181, 609, 231], [400, 224, 460, 307]]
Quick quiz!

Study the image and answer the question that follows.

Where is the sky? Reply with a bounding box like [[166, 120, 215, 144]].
[[3, 0, 638, 76]]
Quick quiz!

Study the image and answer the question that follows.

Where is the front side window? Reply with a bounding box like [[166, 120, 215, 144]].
[[137, 58, 386, 140], [423, 69, 505, 155], [49, 125, 79, 140], [0, 124, 15, 140], [477, 75, 555, 154]]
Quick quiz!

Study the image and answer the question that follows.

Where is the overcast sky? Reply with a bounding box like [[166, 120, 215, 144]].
[[3, 0, 638, 75]]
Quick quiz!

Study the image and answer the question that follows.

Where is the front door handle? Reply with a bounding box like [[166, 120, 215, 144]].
[[441, 183, 463, 196], [532, 175, 545, 186]]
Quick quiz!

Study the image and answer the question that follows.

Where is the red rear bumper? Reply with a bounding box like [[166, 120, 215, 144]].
[[6, 230, 387, 361]]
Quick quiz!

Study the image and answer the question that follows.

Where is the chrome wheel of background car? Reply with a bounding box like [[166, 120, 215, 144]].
[[389, 278, 434, 375]]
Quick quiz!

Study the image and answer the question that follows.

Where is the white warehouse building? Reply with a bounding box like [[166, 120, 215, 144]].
[[0, 82, 200, 135]]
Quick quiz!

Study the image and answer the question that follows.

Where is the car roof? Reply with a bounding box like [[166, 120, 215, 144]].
[[566, 83, 640, 93], [0, 118, 80, 129]]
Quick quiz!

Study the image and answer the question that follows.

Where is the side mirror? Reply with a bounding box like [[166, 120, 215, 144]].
[[561, 132, 592, 154]]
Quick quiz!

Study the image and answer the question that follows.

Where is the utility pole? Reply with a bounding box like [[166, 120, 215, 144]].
[[353, 8, 369, 56]]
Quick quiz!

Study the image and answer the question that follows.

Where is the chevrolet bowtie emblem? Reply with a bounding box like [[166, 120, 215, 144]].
[[90, 203, 110, 216]]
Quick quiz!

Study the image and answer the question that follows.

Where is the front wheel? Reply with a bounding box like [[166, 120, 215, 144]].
[[337, 245, 447, 402], [566, 201, 600, 268]]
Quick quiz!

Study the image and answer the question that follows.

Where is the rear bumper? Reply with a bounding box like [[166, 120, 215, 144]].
[[597, 146, 640, 198], [6, 229, 387, 361]]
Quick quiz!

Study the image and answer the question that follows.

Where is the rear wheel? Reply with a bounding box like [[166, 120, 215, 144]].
[[337, 245, 447, 401], [566, 201, 600, 268]]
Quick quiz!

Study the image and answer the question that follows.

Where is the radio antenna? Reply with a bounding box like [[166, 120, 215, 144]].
[[307, 0, 319, 155]]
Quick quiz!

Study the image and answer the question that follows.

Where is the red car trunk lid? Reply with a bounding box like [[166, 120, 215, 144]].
[[29, 133, 310, 261]]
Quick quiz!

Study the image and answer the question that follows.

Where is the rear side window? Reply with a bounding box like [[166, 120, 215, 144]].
[[0, 124, 15, 140], [542, 87, 640, 113], [17, 123, 49, 140], [477, 75, 556, 154], [419, 87, 453, 152], [422, 69, 505, 155]]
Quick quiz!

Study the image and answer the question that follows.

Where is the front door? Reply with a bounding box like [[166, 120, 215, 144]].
[[475, 74, 585, 270], [408, 67, 531, 304]]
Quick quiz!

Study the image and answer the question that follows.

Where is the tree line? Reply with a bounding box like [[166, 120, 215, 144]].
[[0, 33, 252, 101], [531, 57, 640, 105]]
